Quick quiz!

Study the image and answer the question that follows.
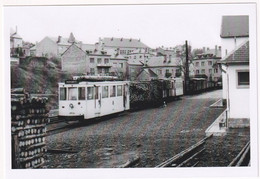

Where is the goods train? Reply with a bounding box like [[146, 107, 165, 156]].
[[58, 76, 130, 120]]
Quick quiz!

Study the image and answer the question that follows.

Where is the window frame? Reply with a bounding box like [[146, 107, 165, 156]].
[[237, 70, 250, 89], [60, 87, 67, 101], [78, 87, 86, 100]]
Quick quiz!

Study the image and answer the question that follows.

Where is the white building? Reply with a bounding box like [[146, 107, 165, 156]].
[[220, 40, 249, 128], [220, 16, 249, 101]]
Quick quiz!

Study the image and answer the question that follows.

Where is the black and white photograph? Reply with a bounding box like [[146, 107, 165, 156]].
[[1, 1, 259, 178]]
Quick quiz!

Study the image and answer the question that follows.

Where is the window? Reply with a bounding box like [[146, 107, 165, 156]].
[[68, 87, 77, 100], [90, 58, 95, 63], [201, 62, 205, 66], [196, 70, 200, 74], [98, 68, 102, 74], [201, 69, 205, 74], [214, 68, 218, 73], [208, 61, 212, 66], [117, 85, 122, 96], [113, 62, 117, 67], [78, 87, 85, 100], [104, 68, 109, 74], [102, 86, 109, 98], [104, 58, 109, 64], [97, 58, 102, 64], [196, 62, 199, 67], [110, 86, 116, 97], [209, 69, 212, 74], [119, 63, 123, 68], [238, 71, 249, 86], [60, 88, 67, 100], [90, 68, 95, 75], [87, 87, 94, 100], [140, 55, 142, 58]]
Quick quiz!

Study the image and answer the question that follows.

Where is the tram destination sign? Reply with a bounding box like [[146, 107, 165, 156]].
[[65, 80, 79, 84]]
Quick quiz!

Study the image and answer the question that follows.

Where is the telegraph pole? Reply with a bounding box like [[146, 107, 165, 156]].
[[185, 40, 190, 94]]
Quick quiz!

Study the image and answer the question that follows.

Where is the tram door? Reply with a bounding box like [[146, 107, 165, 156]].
[[123, 84, 129, 110], [94, 86, 101, 117]]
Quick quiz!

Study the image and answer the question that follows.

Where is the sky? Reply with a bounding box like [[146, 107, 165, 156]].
[[4, 3, 256, 49]]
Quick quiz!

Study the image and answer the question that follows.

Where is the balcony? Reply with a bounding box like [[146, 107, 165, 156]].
[[97, 63, 112, 68]]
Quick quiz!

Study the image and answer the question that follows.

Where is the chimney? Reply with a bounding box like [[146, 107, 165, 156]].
[[215, 45, 218, 56], [57, 36, 62, 43], [203, 47, 206, 53], [121, 38, 123, 41], [218, 46, 221, 51], [111, 37, 113, 41], [95, 42, 99, 51]]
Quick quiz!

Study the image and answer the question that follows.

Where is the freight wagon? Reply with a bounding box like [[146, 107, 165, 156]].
[[129, 78, 184, 110]]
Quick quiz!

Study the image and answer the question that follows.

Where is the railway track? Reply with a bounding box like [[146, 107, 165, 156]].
[[228, 141, 250, 167], [155, 135, 213, 168]]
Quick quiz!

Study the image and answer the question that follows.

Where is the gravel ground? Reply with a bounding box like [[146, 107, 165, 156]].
[[45, 90, 249, 168]]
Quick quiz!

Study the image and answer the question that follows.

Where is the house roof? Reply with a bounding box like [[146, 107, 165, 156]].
[[80, 44, 96, 52], [193, 48, 221, 60], [220, 16, 249, 38], [101, 37, 150, 48], [146, 56, 179, 67], [10, 32, 22, 39], [127, 58, 144, 65], [61, 43, 86, 56], [136, 68, 158, 81], [221, 40, 249, 65], [47, 33, 79, 46]]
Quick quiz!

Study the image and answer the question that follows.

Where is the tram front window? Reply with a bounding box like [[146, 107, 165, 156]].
[[68, 87, 77, 100], [60, 87, 67, 100], [78, 87, 85, 100]]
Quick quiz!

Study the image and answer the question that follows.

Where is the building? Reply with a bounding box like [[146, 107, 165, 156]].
[[193, 46, 222, 82], [61, 44, 128, 78], [61, 44, 87, 74], [10, 27, 23, 56], [220, 15, 249, 100], [143, 56, 181, 79], [127, 48, 154, 65], [98, 37, 150, 58], [220, 40, 249, 127], [108, 49, 128, 79], [30, 32, 80, 58], [136, 68, 158, 81], [126, 58, 144, 81]]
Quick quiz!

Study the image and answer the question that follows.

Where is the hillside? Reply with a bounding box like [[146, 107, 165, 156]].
[[11, 59, 75, 109]]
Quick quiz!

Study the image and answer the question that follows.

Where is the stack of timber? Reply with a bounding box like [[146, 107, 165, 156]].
[[11, 88, 50, 169]]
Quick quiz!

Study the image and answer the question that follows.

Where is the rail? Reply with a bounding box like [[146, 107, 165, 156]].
[[155, 134, 212, 168], [228, 141, 250, 167]]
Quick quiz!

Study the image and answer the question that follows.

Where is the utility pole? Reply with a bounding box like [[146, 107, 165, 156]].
[[185, 40, 190, 94]]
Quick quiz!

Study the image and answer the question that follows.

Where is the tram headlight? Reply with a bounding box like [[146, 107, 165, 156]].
[[69, 103, 74, 109]]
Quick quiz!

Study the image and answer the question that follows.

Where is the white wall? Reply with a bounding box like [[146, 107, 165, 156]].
[[221, 37, 248, 99], [227, 65, 249, 119]]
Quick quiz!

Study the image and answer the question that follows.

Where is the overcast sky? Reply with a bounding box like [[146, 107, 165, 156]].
[[4, 3, 255, 49]]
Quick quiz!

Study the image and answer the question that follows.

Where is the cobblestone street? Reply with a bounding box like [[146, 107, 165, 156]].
[[45, 90, 238, 168]]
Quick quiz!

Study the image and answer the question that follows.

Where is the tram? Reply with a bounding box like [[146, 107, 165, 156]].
[[58, 76, 130, 120]]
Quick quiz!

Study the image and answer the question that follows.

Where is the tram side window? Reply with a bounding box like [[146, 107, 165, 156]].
[[68, 87, 77, 100], [60, 87, 67, 100], [78, 87, 85, 100], [102, 86, 109, 98], [110, 85, 116, 97], [117, 85, 122, 96], [87, 87, 94, 100]]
